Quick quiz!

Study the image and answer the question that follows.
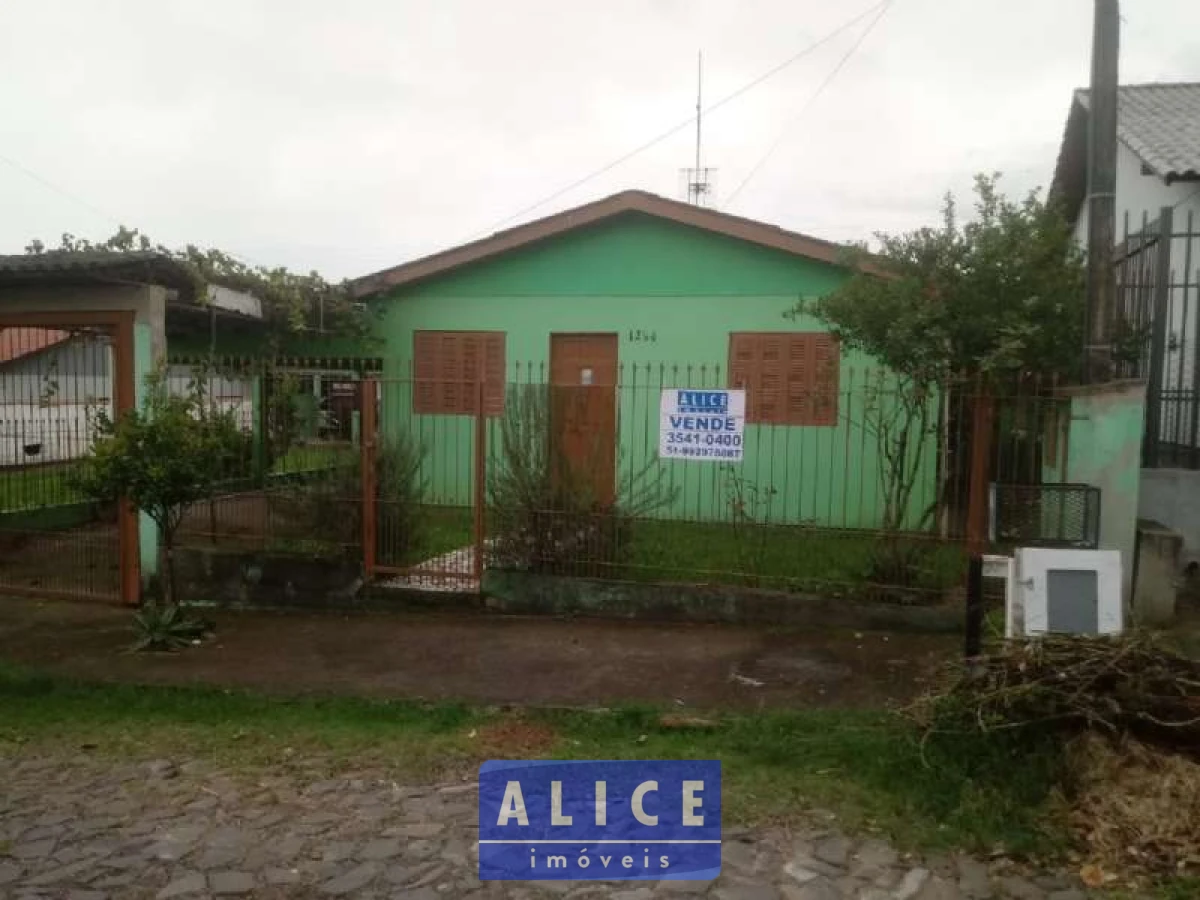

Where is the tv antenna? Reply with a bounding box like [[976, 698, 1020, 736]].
[[681, 51, 716, 206]]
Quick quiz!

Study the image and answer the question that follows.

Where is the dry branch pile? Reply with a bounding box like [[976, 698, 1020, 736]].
[[911, 633, 1200, 758], [1068, 734, 1200, 878], [911, 633, 1200, 879]]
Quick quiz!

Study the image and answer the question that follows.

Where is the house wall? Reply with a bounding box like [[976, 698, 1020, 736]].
[[373, 212, 938, 528], [1062, 381, 1146, 604], [0, 336, 113, 466], [1073, 140, 1200, 246]]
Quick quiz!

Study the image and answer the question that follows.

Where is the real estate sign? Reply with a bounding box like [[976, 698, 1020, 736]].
[[658, 389, 745, 462]]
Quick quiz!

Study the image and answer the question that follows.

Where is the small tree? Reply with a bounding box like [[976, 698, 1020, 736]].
[[791, 175, 1086, 588], [72, 371, 245, 610], [799, 174, 1086, 384]]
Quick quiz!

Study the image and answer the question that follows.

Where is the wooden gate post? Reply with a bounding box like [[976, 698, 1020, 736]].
[[360, 378, 378, 579], [473, 380, 486, 582], [965, 389, 995, 556]]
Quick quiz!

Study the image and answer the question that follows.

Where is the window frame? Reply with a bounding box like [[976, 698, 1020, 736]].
[[412, 329, 506, 417], [727, 331, 840, 427]]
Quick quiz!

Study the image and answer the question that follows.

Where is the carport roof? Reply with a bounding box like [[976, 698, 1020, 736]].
[[0, 251, 197, 299]]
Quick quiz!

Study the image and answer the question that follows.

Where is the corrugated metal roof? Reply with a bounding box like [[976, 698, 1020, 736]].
[[0, 250, 196, 296], [1076, 82, 1200, 180]]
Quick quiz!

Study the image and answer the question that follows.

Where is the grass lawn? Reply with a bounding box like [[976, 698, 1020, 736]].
[[271, 442, 354, 475], [0, 463, 85, 512], [0, 661, 1063, 858], [621, 519, 966, 598]]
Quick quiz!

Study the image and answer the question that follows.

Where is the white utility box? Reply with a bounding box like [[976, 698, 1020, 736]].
[[990, 548, 1123, 638]]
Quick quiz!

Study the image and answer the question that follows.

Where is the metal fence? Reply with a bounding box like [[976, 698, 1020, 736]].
[[0, 319, 132, 602], [1113, 206, 1200, 467], [2, 351, 1079, 606]]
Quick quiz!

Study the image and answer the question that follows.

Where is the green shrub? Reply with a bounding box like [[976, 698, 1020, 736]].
[[132, 603, 212, 652], [273, 434, 425, 560], [488, 384, 675, 575]]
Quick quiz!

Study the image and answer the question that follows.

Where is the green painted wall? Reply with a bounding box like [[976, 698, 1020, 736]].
[[373, 212, 936, 529], [134, 322, 159, 580], [1064, 382, 1146, 603]]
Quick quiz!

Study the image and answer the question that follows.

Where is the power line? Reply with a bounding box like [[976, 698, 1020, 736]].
[[0, 150, 270, 270], [460, 0, 890, 241], [726, 0, 892, 206], [0, 151, 123, 230]]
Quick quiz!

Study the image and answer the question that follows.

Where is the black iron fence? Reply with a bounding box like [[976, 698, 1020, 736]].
[[1113, 205, 1200, 467]]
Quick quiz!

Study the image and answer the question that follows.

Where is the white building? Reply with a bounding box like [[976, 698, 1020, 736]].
[[0, 284, 261, 468], [1050, 82, 1200, 566]]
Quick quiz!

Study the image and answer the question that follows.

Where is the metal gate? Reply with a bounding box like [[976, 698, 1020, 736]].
[[0, 311, 138, 604]]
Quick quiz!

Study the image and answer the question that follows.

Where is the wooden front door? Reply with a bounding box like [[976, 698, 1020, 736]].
[[550, 333, 618, 506]]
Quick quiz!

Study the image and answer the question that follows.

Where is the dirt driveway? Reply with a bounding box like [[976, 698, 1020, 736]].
[[0, 597, 956, 709]]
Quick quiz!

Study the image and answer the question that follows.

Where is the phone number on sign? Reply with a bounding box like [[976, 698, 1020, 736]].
[[665, 433, 743, 447], [663, 445, 741, 459]]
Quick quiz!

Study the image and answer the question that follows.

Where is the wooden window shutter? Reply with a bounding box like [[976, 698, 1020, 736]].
[[412, 330, 506, 416], [483, 333, 506, 417], [461, 334, 482, 414], [413, 331, 437, 414], [758, 335, 785, 424], [810, 334, 839, 426], [730, 331, 839, 426], [438, 333, 461, 413], [729, 333, 760, 420], [785, 335, 812, 425]]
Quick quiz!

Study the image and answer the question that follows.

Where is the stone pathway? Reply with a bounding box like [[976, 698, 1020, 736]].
[[0, 754, 1089, 900]]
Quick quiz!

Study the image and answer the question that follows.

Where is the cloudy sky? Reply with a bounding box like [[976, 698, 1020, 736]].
[[1, 0, 1197, 281]]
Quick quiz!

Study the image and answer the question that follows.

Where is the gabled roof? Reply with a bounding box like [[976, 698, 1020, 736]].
[[1050, 82, 1200, 224], [0, 327, 71, 364], [350, 189, 874, 298]]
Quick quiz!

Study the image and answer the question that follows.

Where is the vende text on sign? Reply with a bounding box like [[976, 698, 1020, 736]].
[[478, 760, 722, 881], [659, 389, 745, 462]]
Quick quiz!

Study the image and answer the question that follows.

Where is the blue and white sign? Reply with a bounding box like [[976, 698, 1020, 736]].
[[660, 389, 745, 462], [478, 760, 722, 881]]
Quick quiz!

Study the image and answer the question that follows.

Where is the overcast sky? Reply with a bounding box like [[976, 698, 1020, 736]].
[[1, 0, 1197, 281]]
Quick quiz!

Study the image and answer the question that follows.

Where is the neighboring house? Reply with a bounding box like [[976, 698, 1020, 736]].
[[1051, 82, 1200, 448], [1051, 82, 1200, 567], [1051, 82, 1200, 248], [350, 189, 934, 528], [0, 327, 113, 466], [0, 276, 263, 469]]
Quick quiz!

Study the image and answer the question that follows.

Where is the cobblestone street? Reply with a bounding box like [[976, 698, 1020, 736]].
[[0, 753, 1089, 900]]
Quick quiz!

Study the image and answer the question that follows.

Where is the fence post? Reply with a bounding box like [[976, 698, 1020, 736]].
[[1144, 205, 1174, 467], [254, 362, 270, 485], [113, 311, 140, 606], [965, 390, 994, 556], [473, 380, 486, 583], [964, 554, 984, 659], [360, 377, 377, 579]]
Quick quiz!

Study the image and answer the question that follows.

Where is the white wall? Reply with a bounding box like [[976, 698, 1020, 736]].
[[0, 342, 253, 468], [1073, 140, 1200, 246], [1075, 140, 1200, 448]]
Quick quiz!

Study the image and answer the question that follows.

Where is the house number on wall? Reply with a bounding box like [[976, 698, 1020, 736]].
[[627, 329, 658, 343]]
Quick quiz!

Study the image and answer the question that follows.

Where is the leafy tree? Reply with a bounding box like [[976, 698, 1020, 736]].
[[794, 174, 1085, 385], [70, 370, 246, 610], [790, 175, 1086, 580]]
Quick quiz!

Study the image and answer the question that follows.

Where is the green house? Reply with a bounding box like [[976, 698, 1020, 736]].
[[351, 190, 935, 530]]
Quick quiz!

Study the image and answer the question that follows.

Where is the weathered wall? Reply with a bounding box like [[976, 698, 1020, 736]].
[[1138, 468, 1200, 566], [373, 212, 937, 528], [1062, 381, 1146, 603]]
